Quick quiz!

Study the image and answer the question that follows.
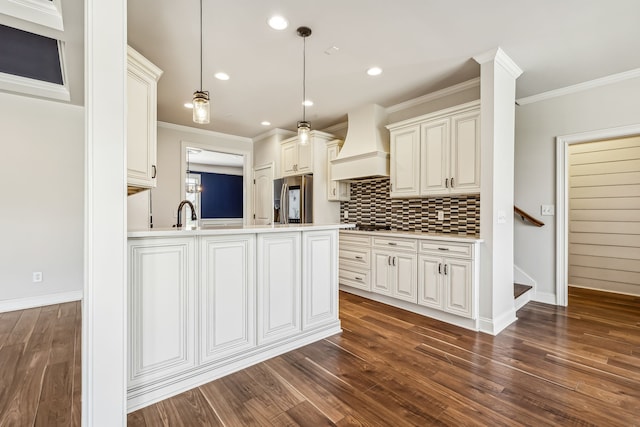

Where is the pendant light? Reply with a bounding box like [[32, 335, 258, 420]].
[[192, 0, 210, 124], [296, 26, 312, 145]]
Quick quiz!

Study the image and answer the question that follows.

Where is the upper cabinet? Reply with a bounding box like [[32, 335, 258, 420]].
[[281, 138, 313, 177], [127, 46, 163, 193], [387, 101, 480, 198], [326, 140, 350, 201]]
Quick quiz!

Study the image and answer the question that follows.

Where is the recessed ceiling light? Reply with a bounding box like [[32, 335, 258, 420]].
[[302, 99, 313, 107], [214, 72, 230, 81], [367, 67, 383, 76], [261, 121, 271, 126], [184, 102, 193, 109], [267, 15, 288, 30]]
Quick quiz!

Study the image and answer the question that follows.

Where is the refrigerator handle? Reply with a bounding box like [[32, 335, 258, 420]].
[[280, 182, 288, 224]]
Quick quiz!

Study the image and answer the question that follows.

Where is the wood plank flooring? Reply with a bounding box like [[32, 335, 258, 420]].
[[2, 287, 639, 426], [0, 302, 81, 426], [129, 287, 640, 426]]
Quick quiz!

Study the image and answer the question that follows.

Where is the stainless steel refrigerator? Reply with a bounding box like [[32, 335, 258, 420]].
[[274, 174, 313, 224]]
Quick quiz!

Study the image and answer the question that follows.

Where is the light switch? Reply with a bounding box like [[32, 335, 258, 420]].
[[437, 211, 444, 221], [541, 205, 555, 216], [343, 210, 349, 219], [497, 210, 506, 224]]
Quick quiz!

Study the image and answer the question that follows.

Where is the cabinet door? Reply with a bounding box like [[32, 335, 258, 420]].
[[127, 70, 156, 188], [199, 235, 255, 364], [327, 144, 350, 201], [302, 230, 338, 329], [444, 258, 473, 318], [417, 255, 443, 309], [297, 140, 314, 174], [390, 126, 420, 198], [450, 110, 480, 194], [281, 141, 298, 177], [128, 237, 196, 388], [372, 251, 393, 295], [257, 232, 301, 344], [420, 118, 450, 196], [391, 252, 417, 303]]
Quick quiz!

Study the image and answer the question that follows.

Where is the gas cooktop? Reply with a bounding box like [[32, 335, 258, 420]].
[[353, 224, 392, 232]]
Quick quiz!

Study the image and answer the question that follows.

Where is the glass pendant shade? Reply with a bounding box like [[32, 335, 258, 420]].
[[297, 120, 311, 145], [192, 91, 210, 124]]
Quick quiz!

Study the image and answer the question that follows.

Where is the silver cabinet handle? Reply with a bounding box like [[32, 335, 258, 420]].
[[355, 276, 363, 281], [392, 257, 396, 266], [438, 263, 442, 274], [438, 247, 449, 251], [451, 177, 455, 188], [444, 264, 448, 275], [388, 242, 397, 246], [445, 178, 449, 188], [152, 165, 157, 179], [355, 255, 363, 260]]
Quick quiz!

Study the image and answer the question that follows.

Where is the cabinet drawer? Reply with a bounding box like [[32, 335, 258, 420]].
[[340, 233, 371, 247], [339, 245, 371, 269], [339, 267, 370, 291], [419, 241, 472, 258], [372, 236, 417, 252]]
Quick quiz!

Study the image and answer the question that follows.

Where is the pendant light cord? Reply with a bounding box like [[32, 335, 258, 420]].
[[302, 34, 306, 122], [199, 0, 203, 91]]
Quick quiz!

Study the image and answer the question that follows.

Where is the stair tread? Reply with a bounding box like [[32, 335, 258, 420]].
[[514, 283, 533, 299]]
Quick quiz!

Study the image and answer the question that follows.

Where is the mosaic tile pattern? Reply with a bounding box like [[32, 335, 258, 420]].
[[340, 178, 480, 236]]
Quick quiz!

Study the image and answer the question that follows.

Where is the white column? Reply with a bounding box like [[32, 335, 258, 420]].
[[84, 0, 127, 425], [474, 48, 522, 335]]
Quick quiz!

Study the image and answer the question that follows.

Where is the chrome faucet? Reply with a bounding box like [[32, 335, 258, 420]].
[[176, 200, 197, 228]]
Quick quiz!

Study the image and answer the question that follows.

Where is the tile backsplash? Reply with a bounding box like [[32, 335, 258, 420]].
[[339, 178, 480, 236]]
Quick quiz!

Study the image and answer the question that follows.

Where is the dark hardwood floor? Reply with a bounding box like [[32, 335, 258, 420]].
[[2, 287, 639, 426], [0, 302, 81, 426]]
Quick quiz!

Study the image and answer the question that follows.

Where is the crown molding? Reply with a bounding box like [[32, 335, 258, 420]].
[[158, 121, 253, 143], [251, 127, 296, 142], [516, 68, 640, 106], [386, 77, 480, 114], [322, 120, 348, 134]]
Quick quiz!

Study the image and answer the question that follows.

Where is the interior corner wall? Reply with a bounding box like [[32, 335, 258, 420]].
[[151, 124, 253, 228], [515, 75, 640, 303], [0, 92, 84, 307]]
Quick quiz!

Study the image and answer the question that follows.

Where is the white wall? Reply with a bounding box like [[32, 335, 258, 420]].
[[253, 128, 295, 177], [150, 122, 253, 228], [0, 92, 84, 309], [515, 75, 640, 303]]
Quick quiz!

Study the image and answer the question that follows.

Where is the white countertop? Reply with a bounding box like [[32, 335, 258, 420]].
[[340, 229, 483, 243], [128, 223, 355, 238]]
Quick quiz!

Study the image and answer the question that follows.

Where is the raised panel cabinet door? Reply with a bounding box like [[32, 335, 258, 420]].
[[444, 258, 473, 318], [372, 250, 393, 296], [257, 232, 301, 345], [297, 139, 314, 174], [128, 237, 196, 388], [326, 144, 339, 201], [392, 252, 418, 303], [253, 165, 273, 225], [420, 118, 450, 196], [390, 126, 421, 198], [302, 230, 338, 329], [199, 235, 256, 364], [417, 255, 443, 309], [281, 141, 298, 177], [450, 109, 480, 194]]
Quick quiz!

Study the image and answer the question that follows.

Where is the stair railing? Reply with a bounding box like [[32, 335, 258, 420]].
[[514, 206, 545, 227]]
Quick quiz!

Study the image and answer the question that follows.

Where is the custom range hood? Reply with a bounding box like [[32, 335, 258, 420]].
[[331, 104, 390, 181]]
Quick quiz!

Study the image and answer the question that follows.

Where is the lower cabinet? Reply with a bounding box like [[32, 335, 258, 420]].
[[372, 249, 418, 302], [302, 230, 338, 329], [199, 235, 255, 364], [257, 232, 302, 345], [128, 237, 196, 388], [418, 253, 473, 318]]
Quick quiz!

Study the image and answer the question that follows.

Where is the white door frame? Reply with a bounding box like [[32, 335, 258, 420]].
[[555, 123, 640, 306], [253, 162, 274, 225]]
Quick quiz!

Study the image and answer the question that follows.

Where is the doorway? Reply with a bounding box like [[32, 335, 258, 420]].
[[556, 124, 640, 305]]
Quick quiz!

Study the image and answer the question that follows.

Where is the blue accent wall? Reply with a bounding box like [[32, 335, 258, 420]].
[[199, 172, 243, 218]]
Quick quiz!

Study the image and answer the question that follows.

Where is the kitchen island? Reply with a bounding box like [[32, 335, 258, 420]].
[[127, 223, 352, 411]]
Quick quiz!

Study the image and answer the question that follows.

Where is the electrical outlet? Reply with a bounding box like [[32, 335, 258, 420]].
[[32, 272, 43, 283], [437, 211, 444, 221], [541, 205, 555, 216], [343, 210, 349, 219]]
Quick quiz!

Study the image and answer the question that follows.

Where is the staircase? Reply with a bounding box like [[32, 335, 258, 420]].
[[513, 206, 540, 311], [514, 282, 533, 310]]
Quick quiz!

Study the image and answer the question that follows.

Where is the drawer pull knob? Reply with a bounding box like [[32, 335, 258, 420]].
[[438, 247, 449, 251]]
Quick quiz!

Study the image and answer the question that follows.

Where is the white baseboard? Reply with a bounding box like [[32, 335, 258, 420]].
[[0, 290, 83, 313], [479, 308, 517, 336], [532, 291, 556, 305]]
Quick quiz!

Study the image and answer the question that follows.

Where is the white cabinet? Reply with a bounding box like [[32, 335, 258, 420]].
[[417, 241, 474, 318], [199, 235, 255, 364], [302, 230, 339, 329], [127, 46, 162, 191], [339, 233, 372, 291], [257, 232, 301, 344], [387, 101, 480, 198], [371, 237, 418, 303], [281, 138, 313, 177], [326, 141, 350, 201], [128, 237, 196, 388]]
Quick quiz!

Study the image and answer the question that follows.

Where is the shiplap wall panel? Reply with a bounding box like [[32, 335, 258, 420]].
[[568, 135, 640, 295]]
